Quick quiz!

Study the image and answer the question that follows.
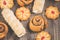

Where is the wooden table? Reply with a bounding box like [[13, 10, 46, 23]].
[[0, 0, 60, 40]]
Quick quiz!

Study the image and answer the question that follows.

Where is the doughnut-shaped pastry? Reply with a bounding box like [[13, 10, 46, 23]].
[[0, 22, 8, 39], [29, 15, 48, 32], [16, 7, 31, 21], [36, 31, 51, 40], [0, 0, 14, 9], [17, 0, 33, 6], [45, 6, 59, 19]]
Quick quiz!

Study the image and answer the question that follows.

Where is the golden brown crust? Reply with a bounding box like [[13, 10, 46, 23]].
[[45, 6, 59, 19], [17, 0, 24, 6], [36, 31, 51, 40], [0, 0, 14, 9], [0, 22, 8, 39], [29, 15, 48, 32], [17, 0, 33, 6], [16, 7, 31, 21], [22, 0, 33, 5]]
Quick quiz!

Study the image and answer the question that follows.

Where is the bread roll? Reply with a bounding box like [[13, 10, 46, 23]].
[[33, 0, 45, 14], [1, 8, 26, 37]]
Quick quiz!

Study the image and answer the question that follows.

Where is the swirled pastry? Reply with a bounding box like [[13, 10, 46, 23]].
[[0, 22, 8, 39], [45, 6, 59, 19], [2, 8, 26, 37], [29, 15, 48, 32], [0, 0, 14, 9], [36, 31, 51, 40], [17, 0, 33, 6], [16, 7, 31, 21]]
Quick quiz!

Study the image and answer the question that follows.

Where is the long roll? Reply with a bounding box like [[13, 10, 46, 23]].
[[1, 8, 26, 37], [33, 0, 45, 14]]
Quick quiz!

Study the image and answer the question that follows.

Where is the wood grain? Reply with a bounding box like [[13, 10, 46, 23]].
[[0, 0, 60, 40]]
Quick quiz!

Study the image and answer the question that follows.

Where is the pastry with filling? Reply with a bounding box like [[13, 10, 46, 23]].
[[17, 0, 33, 6], [36, 31, 51, 40], [16, 7, 31, 21], [2, 8, 26, 37], [45, 6, 59, 19], [0, 0, 14, 9], [0, 22, 8, 39], [29, 15, 48, 32]]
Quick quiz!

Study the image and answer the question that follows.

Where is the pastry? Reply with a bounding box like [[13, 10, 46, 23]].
[[29, 15, 48, 32], [0, 22, 8, 39], [17, 0, 33, 6], [36, 31, 51, 40], [22, 0, 33, 5], [0, 0, 14, 9], [33, 0, 45, 14], [2, 8, 26, 37], [16, 7, 31, 21], [45, 6, 59, 19]]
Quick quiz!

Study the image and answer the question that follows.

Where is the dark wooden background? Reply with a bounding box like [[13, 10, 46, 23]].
[[0, 0, 60, 40]]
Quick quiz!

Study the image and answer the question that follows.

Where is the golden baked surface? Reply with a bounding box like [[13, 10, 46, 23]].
[[29, 15, 48, 32], [36, 31, 51, 40], [45, 6, 59, 19], [16, 7, 31, 21], [0, 22, 8, 39], [17, 0, 33, 6], [0, 0, 14, 9]]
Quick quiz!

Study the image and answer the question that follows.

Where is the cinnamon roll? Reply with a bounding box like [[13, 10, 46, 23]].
[[0, 22, 8, 39], [17, 0, 33, 6], [29, 15, 48, 32]]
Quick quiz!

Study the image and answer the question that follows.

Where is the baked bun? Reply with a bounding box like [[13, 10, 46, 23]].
[[17, 0, 33, 6], [0, 22, 8, 39], [29, 15, 48, 32]]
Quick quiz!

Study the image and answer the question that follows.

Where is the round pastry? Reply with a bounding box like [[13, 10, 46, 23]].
[[0, 0, 14, 9], [29, 15, 48, 32], [16, 7, 31, 21], [17, 0, 24, 6], [36, 31, 51, 40], [0, 22, 8, 39], [45, 6, 59, 19], [17, 0, 33, 6], [22, 0, 33, 5]]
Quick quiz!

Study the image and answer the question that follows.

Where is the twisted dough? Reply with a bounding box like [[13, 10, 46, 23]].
[[29, 15, 48, 32]]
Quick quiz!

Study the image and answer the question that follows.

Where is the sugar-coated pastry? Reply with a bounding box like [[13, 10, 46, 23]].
[[45, 6, 59, 19], [36, 31, 51, 40], [29, 15, 48, 32], [16, 7, 31, 21], [17, 0, 33, 6], [2, 8, 26, 37], [33, 0, 45, 14], [0, 0, 14, 9], [0, 22, 8, 39]]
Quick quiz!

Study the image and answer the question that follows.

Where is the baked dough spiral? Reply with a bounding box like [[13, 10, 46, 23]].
[[29, 15, 48, 32], [0, 22, 8, 39]]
